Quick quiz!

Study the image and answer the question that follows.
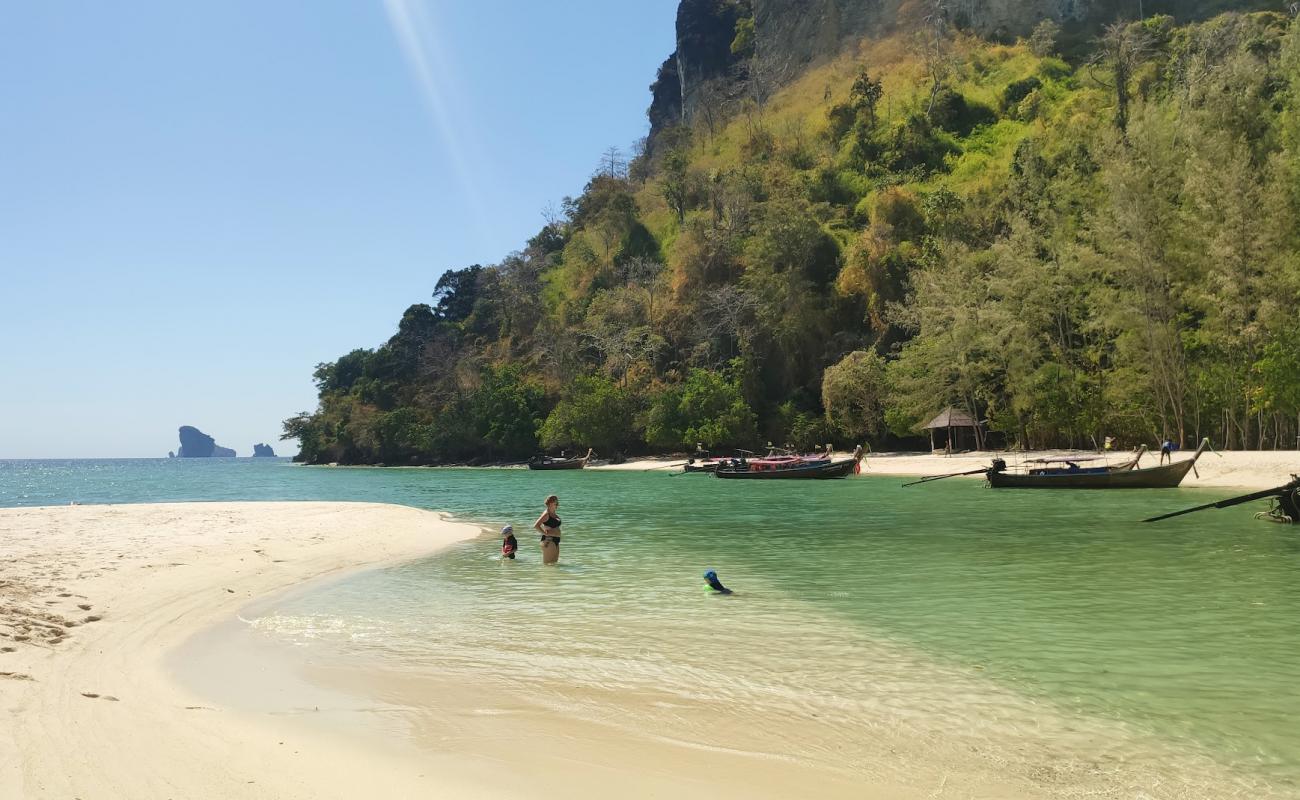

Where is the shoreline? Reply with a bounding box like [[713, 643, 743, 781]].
[[0, 501, 486, 798], [301, 449, 1300, 490], [0, 500, 988, 799], [3, 500, 1291, 798]]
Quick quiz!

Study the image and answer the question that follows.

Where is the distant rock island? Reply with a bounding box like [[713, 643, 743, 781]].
[[175, 426, 237, 458], [252, 443, 277, 458]]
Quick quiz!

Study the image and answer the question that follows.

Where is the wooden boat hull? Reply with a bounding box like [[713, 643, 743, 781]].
[[683, 462, 719, 473], [715, 458, 858, 480], [527, 459, 587, 471], [988, 458, 1195, 489]]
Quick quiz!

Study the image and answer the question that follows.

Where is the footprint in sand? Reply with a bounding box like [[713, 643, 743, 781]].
[[1, 672, 35, 681], [1, 647, 16, 653], [83, 616, 102, 623], [77, 604, 92, 611]]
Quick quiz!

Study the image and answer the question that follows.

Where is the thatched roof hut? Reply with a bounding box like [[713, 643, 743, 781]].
[[922, 407, 981, 453]]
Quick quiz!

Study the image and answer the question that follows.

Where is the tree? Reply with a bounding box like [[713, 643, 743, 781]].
[[313, 349, 373, 395], [1029, 19, 1061, 57], [850, 69, 884, 127], [740, 43, 794, 122], [678, 367, 758, 448], [281, 412, 324, 463], [731, 16, 755, 57], [618, 256, 667, 322], [643, 384, 687, 449], [822, 351, 889, 440], [920, 1, 954, 116], [538, 376, 637, 453], [660, 148, 693, 224], [473, 366, 544, 457], [432, 266, 484, 323], [597, 146, 628, 180], [1091, 22, 1154, 135], [695, 79, 733, 143]]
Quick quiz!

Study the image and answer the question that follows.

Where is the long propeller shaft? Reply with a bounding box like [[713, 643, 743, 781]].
[[1144, 480, 1300, 523], [902, 468, 988, 488]]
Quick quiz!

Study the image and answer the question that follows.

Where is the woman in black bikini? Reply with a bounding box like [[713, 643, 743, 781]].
[[533, 494, 562, 565]]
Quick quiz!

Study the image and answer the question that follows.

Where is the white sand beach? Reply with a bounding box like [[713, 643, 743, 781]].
[[0, 502, 914, 800], [3, 499, 1293, 799], [0, 502, 489, 799], [595, 449, 1300, 489]]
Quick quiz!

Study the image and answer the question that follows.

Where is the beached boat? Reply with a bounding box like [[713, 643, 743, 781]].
[[1145, 475, 1300, 524], [986, 440, 1209, 489], [527, 448, 594, 471], [685, 447, 831, 474], [903, 446, 1145, 488], [715, 447, 862, 480], [683, 458, 724, 473]]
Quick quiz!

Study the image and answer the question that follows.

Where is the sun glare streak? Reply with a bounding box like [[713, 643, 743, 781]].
[[381, 0, 496, 251]]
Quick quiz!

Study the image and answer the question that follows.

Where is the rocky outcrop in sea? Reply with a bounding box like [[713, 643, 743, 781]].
[[176, 426, 237, 458], [252, 444, 277, 458]]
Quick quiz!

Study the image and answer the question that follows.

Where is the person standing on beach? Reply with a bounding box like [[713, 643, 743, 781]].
[[534, 495, 562, 565]]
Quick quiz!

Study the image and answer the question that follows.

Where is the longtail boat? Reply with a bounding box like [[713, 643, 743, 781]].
[[986, 439, 1209, 489], [1144, 476, 1300, 524], [685, 446, 831, 474], [528, 448, 594, 471], [902, 446, 1145, 488], [683, 459, 723, 474], [715, 447, 862, 480]]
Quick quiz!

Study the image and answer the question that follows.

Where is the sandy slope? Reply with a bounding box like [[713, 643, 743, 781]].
[[0, 502, 488, 799]]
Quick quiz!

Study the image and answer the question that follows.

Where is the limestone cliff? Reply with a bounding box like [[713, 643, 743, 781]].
[[252, 443, 277, 458], [647, 0, 1284, 141], [176, 426, 237, 458]]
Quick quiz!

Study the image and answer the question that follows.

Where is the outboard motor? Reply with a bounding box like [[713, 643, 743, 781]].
[[989, 458, 1007, 474], [1277, 478, 1300, 523]]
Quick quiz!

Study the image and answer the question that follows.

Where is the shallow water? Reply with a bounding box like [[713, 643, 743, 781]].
[[5, 458, 1300, 795]]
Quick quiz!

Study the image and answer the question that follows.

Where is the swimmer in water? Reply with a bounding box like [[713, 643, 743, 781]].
[[704, 569, 732, 595]]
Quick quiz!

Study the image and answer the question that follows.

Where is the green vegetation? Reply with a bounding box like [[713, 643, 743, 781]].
[[287, 12, 1300, 464]]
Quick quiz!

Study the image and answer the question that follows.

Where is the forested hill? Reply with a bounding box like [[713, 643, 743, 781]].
[[285, 4, 1300, 465]]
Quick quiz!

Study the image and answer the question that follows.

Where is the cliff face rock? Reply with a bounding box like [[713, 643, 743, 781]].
[[677, 0, 749, 120], [252, 443, 277, 458], [648, 0, 1282, 141], [176, 426, 237, 458]]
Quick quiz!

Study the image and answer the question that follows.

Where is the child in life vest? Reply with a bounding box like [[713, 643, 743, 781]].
[[501, 525, 518, 560]]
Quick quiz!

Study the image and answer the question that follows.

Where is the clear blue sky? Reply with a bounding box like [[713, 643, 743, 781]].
[[0, 0, 679, 459]]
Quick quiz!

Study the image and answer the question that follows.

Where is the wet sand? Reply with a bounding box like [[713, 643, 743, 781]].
[[0, 502, 484, 798]]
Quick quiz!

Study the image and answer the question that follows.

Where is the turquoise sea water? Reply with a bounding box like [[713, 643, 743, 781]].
[[4, 458, 1300, 795]]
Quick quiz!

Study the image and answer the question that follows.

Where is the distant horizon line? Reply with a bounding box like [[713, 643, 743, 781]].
[[0, 455, 297, 461]]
